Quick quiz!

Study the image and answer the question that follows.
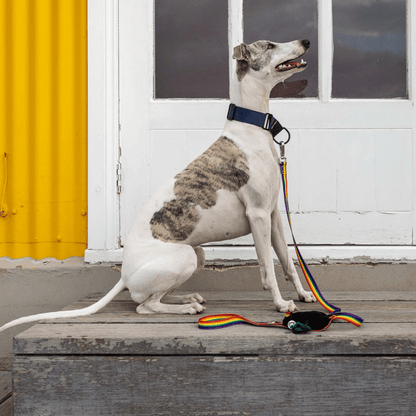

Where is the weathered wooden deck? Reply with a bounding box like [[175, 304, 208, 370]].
[[9, 290, 416, 415], [0, 371, 12, 416]]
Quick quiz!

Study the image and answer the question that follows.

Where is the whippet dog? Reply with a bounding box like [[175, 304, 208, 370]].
[[0, 39, 315, 333]]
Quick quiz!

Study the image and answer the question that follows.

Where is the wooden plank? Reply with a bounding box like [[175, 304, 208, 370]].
[[0, 371, 12, 416], [50, 299, 416, 324], [13, 321, 416, 356], [62, 298, 416, 314], [0, 372, 11, 404], [47, 292, 416, 325], [78, 290, 416, 302], [13, 355, 416, 416], [0, 398, 13, 416]]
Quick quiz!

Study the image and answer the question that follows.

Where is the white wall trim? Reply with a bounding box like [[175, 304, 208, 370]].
[[86, 0, 120, 254], [85, 246, 416, 264]]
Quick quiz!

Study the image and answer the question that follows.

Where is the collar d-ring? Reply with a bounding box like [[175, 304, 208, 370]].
[[273, 127, 291, 146]]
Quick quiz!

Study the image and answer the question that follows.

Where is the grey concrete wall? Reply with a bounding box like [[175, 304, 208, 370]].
[[0, 258, 121, 370], [1, 256, 416, 370]]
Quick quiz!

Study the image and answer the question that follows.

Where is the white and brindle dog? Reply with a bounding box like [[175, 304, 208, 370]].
[[0, 38, 316, 333]]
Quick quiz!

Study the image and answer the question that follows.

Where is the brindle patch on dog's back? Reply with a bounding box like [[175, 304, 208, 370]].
[[150, 136, 249, 242]]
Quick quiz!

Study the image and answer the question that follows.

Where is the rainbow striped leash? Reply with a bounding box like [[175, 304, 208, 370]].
[[198, 311, 360, 332], [199, 314, 286, 330]]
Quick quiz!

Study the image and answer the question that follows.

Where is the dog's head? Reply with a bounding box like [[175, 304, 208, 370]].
[[233, 39, 310, 88]]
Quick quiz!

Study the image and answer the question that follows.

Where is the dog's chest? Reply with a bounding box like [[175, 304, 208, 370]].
[[149, 136, 250, 243]]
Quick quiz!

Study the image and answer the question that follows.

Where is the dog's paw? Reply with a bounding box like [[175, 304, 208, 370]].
[[190, 293, 205, 304], [298, 291, 317, 303], [275, 299, 298, 313], [184, 302, 205, 315], [163, 293, 206, 305]]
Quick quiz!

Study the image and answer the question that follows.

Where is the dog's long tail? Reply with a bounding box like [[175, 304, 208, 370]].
[[0, 279, 126, 334]]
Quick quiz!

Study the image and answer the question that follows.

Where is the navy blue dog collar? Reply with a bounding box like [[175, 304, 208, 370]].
[[226, 103, 290, 144]]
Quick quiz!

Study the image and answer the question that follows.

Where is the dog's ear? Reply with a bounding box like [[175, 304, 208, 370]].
[[233, 44, 251, 81], [233, 44, 250, 61]]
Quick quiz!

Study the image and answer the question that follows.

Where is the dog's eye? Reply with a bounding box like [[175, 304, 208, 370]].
[[267, 43, 274, 50]]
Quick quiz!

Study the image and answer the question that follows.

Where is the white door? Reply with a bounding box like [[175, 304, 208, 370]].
[[86, 0, 416, 263]]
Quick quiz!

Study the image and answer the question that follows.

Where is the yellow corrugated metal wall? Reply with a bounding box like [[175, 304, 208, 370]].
[[0, 0, 88, 260]]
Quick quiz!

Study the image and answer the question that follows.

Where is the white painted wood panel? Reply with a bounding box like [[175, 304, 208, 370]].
[[149, 100, 414, 131], [121, 126, 413, 247], [186, 130, 222, 164], [202, 245, 416, 263], [278, 130, 300, 212], [337, 130, 375, 212], [375, 129, 412, 212], [149, 131, 188, 194], [206, 211, 412, 246], [298, 130, 338, 212], [149, 130, 222, 194], [85, 245, 416, 264]]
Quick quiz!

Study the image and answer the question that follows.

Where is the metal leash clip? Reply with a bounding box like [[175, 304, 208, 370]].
[[279, 142, 286, 160], [273, 127, 291, 161]]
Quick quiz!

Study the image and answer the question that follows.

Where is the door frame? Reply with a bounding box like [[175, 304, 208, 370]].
[[86, 0, 121, 263], [85, 0, 416, 264]]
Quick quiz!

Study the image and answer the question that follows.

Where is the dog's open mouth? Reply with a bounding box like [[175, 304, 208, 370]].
[[276, 59, 307, 72]]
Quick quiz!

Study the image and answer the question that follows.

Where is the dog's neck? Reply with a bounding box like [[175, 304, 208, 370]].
[[230, 72, 272, 114]]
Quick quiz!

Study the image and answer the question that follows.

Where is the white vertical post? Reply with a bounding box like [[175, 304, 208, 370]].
[[118, 0, 152, 245], [408, 0, 415, 102], [228, 0, 244, 95], [318, 0, 333, 102], [409, 0, 416, 244], [86, 0, 120, 258]]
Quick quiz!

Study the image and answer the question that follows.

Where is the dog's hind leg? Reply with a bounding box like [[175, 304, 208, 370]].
[[161, 246, 206, 305], [271, 206, 316, 303], [126, 244, 205, 315]]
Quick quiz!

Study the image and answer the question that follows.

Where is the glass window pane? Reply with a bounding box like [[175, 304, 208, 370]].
[[332, 0, 407, 99], [155, 0, 229, 99], [244, 0, 318, 98]]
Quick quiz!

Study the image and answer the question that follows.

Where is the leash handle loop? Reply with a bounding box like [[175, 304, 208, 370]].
[[198, 314, 286, 330]]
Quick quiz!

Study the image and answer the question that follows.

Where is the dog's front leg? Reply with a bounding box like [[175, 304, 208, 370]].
[[247, 208, 297, 313], [271, 206, 316, 303]]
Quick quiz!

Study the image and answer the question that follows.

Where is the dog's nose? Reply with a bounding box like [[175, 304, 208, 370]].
[[301, 39, 310, 49]]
